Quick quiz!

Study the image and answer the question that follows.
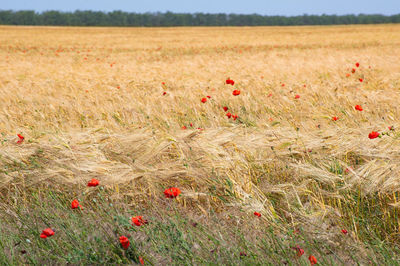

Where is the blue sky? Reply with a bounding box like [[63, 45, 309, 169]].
[[1, 0, 399, 15]]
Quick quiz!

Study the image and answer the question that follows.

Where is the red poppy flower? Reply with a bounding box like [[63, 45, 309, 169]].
[[162, 82, 165, 85], [346, 73, 351, 77], [309, 255, 317, 265], [201, 98, 207, 103], [389, 126, 394, 131], [71, 199, 81, 209], [226, 79, 235, 85], [132, 216, 148, 226], [163, 91, 167, 95], [207, 95, 211, 99], [268, 93, 272, 97], [254, 212, 261, 217], [351, 68, 356, 74], [17, 134, 24, 144], [232, 90, 241, 96], [223, 106, 228, 112], [368, 131, 380, 139], [342, 229, 348, 235], [117, 86, 120, 89], [87, 178, 100, 187], [164, 187, 181, 198], [355, 105, 363, 111], [332, 116, 338, 121], [226, 112, 232, 118], [291, 246, 304, 257], [359, 78, 363, 82], [40, 228, 55, 239], [297, 248, 305, 257], [232, 115, 238, 121], [119, 236, 130, 249], [281, 83, 285, 87], [355, 62, 360, 67], [139, 256, 144, 265], [190, 123, 193, 127], [43, 228, 55, 236], [295, 94, 300, 99], [181, 125, 187, 130]]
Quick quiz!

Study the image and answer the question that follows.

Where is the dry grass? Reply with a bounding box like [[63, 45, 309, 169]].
[[1, 25, 400, 261]]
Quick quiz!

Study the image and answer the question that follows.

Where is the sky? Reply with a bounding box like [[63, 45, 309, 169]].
[[1, 0, 399, 16]]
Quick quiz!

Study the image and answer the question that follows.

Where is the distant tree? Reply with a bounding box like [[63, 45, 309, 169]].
[[40, 11, 68, 25], [12, 10, 36, 25], [0, 10, 399, 27]]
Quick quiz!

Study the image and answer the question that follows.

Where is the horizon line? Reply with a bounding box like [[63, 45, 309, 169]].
[[1, 9, 399, 17]]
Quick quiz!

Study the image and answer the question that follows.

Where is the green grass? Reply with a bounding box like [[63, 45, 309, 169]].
[[1, 188, 399, 265]]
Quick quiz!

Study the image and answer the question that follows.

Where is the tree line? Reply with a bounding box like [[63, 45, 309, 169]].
[[0, 10, 399, 26]]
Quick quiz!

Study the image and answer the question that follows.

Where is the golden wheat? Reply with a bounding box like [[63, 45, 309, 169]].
[[1, 25, 400, 237]]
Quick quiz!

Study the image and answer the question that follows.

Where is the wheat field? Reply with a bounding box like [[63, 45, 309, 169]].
[[1, 25, 400, 264]]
